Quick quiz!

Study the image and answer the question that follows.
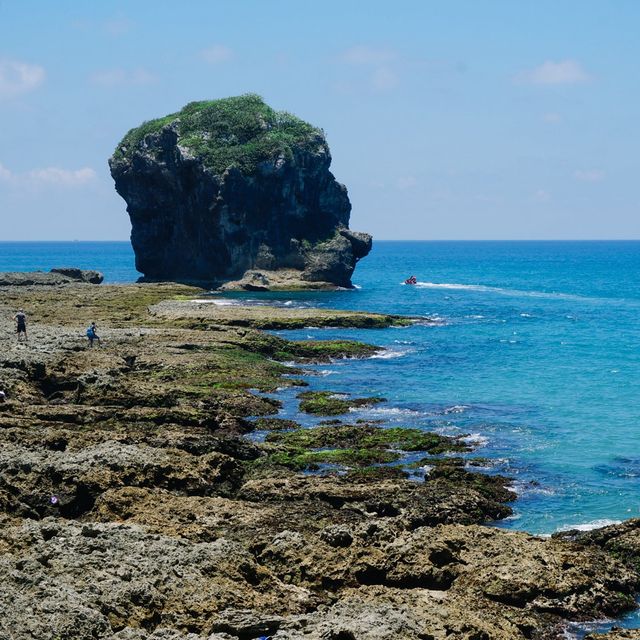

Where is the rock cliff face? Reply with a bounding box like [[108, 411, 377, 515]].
[[109, 95, 371, 288]]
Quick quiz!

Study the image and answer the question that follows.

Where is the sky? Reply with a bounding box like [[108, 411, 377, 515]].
[[0, 0, 639, 241]]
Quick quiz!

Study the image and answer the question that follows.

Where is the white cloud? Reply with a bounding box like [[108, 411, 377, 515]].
[[0, 162, 96, 187], [339, 45, 400, 92], [0, 163, 12, 181], [341, 45, 397, 65], [534, 189, 551, 202], [89, 67, 157, 87], [574, 169, 605, 182], [0, 59, 45, 98], [517, 60, 591, 86], [71, 16, 133, 36], [543, 112, 562, 124], [104, 16, 132, 36], [200, 44, 234, 64], [396, 175, 417, 190], [371, 66, 399, 91]]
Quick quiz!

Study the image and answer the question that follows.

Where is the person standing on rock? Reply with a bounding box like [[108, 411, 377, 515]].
[[86, 322, 100, 348], [14, 309, 27, 342]]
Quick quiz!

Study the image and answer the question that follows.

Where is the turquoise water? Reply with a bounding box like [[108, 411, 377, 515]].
[[3, 240, 640, 632]]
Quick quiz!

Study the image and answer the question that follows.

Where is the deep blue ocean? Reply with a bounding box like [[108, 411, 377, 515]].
[[3, 239, 640, 633]]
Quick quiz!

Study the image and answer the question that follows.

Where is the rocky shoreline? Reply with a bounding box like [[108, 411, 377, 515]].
[[0, 281, 639, 639]]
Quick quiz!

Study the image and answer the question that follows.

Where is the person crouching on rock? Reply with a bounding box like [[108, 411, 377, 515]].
[[86, 322, 100, 347], [14, 309, 27, 342]]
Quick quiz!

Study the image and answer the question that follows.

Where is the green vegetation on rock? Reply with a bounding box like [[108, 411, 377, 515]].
[[206, 313, 413, 331], [267, 424, 468, 454], [255, 424, 469, 473], [114, 94, 323, 175], [231, 329, 380, 363], [262, 447, 401, 471], [297, 391, 385, 416]]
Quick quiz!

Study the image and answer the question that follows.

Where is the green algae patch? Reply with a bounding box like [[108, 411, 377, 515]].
[[152, 345, 300, 396], [253, 446, 401, 472], [214, 313, 412, 330], [269, 424, 469, 454], [232, 329, 379, 363], [255, 424, 470, 474], [297, 391, 385, 416], [286, 340, 379, 362]]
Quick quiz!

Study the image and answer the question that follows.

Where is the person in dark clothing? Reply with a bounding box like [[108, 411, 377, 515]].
[[14, 309, 27, 341], [86, 322, 100, 347]]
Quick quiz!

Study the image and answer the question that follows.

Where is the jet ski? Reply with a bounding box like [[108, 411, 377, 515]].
[[404, 275, 417, 285]]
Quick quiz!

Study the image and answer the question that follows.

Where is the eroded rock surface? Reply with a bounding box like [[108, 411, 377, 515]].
[[0, 282, 639, 639], [0, 268, 103, 286]]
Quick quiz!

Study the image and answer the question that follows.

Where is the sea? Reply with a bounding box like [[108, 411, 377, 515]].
[[3, 239, 640, 634]]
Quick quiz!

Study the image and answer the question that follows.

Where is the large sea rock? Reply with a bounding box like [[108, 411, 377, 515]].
[[109, 94, 372, 289]]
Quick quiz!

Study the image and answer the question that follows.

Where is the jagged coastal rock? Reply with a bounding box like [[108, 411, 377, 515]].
[[2, 282, 640, 638], [0, 268, 103, 286], [109, 94, 371, 289]]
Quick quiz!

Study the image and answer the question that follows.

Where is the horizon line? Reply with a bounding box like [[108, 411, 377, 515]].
[[3, 238, 640, 243]]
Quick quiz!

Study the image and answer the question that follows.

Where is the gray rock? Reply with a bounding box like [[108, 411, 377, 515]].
[[0, 440, 243, 517], [0, 269, 103, 286], [0, 519, 311, 640], [51, 267, 104, 284]]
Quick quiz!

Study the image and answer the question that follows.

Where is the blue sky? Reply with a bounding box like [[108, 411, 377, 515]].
[[1, 0, 638, 240]]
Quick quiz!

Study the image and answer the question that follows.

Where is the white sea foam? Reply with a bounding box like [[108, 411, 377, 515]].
[[415, 281, 495, 292], [460, 433, 489, 446], [192, 299, 237, 306], [370, 349, 410, 360], [510, 481, 556, 497], [500, 513, 522, 521], [366, 407, 422, 417], [317, 369, 337, 377], [443, 404, 469, 414], [556, 519, 622, 533], [411, 281, 598, 302]]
